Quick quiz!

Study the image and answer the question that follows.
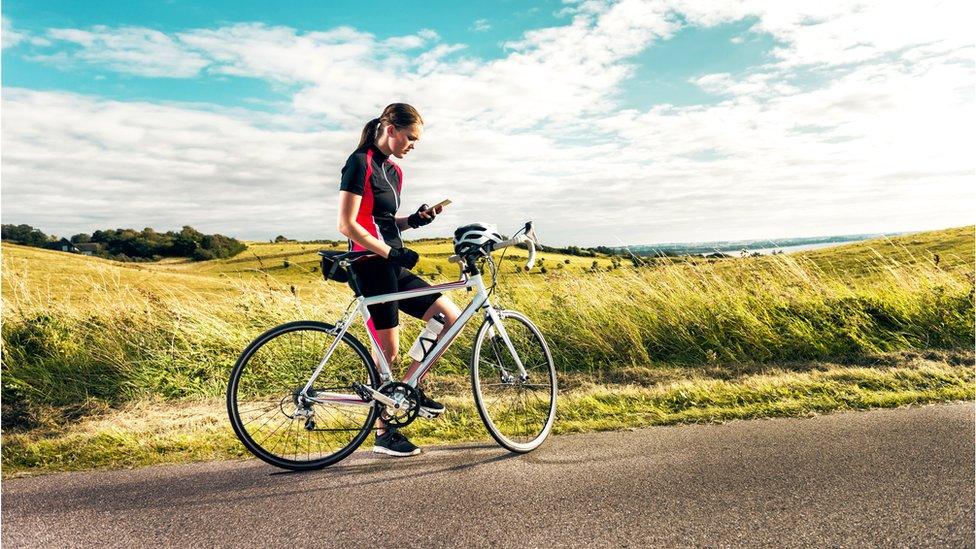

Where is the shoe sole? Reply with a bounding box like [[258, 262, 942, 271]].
[[373, 445, 422, 457]]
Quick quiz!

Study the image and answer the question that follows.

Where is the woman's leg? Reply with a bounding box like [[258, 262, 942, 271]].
[[372, 326, 398, 436], [403, 296, 462, 382], [372, 326, 400, 369]]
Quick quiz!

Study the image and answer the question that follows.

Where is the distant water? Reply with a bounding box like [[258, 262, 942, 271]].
[[740, 240, 860, 256], [630, 233, 892, 257]]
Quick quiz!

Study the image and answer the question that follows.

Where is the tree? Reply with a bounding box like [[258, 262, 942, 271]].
[[6, 222, 246, 262], [274, 235, 289, 243], [1, 224, 50, 247]]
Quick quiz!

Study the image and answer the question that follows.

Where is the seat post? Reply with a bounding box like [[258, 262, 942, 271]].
[[346, 263, 364, 297]]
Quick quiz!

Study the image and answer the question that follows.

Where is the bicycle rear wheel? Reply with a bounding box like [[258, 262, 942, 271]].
[[470, 310, 557, 452], [227, 321, 378, 470]]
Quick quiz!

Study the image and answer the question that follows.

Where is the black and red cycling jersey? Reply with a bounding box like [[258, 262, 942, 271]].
[[339, 145, 404, 251]]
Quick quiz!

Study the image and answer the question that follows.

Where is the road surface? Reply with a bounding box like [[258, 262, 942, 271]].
[[3, 404, 973, 547]]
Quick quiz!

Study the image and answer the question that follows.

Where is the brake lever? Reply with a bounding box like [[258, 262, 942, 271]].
[[524, 221, 537, 244], [522, 221, 538, 270]]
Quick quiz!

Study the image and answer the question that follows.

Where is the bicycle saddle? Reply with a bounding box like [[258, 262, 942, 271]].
[[318, 250, 373, 282], [317, 250, 372, 260]]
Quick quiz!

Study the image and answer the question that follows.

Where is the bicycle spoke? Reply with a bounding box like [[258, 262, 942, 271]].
[[251, 408, 288, 444], [240, 403, 282, 427], [259, 416, 291, 455], [237, 403, 279, 415]]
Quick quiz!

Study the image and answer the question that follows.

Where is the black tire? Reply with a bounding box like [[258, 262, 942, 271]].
[[227, 321, 379, 470], [470, 310, 557, 453]]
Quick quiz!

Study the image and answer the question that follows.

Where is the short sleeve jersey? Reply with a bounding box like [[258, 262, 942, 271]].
[[339, 145, 404, 251]]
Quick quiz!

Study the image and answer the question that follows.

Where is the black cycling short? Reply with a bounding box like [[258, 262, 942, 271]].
[[349, 256, 441, 330]]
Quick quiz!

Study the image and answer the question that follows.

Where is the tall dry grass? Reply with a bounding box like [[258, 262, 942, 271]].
[[506, 251, 973, 368], [2, 238, 973, 430]]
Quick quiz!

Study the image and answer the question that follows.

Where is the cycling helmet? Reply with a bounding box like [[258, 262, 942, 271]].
[[453, 223, 503, 257]]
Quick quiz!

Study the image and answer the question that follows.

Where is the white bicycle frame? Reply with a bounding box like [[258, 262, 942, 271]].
[[304, 232, 536, 409]]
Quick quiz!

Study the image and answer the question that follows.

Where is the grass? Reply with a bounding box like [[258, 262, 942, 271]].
[[1, 226, 973, 475], [3, 352, 971, 477]]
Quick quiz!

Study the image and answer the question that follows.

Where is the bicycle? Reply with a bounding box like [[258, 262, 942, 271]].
[[226, 221, 557, 470]]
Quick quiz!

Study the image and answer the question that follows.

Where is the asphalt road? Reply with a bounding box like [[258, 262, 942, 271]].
[[3, 404, 973, 548]]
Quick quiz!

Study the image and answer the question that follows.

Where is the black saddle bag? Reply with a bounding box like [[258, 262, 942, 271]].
[[319, 251, 351, 283]]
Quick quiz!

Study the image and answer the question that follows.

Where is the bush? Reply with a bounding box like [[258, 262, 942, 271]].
[[192, 248, 216, 261]]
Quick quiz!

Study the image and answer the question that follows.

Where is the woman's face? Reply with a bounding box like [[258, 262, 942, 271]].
[[387, 123, 422, 159]]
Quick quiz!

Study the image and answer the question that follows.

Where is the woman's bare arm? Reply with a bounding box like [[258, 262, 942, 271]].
[[337, 190, 393, 257]]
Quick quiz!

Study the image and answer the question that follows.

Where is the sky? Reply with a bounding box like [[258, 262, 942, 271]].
[[1, 0, 973, 246]]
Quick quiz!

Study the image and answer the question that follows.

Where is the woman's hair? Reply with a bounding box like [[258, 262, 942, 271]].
[[357, 103, 424, 150]]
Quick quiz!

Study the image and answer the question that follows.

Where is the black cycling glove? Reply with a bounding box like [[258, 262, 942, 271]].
[[387, 246, 420, 270], [407, 204, 436, 229]]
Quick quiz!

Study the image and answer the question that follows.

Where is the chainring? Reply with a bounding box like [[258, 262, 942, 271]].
[[378, 381, 420, 428]]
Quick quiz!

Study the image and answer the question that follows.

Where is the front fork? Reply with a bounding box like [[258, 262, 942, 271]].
[[484, 307, 529, 381]]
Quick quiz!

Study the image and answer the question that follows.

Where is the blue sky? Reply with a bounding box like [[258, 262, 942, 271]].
[[4, 1, 773, 110], [2, 1, 973, 245], [4, 1, 569, 106]]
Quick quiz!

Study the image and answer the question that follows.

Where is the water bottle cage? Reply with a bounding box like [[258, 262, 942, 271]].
[[418, 336, 437, 361]]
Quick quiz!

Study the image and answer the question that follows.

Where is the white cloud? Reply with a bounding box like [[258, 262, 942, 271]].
[[470, 19, 491, 32], [383, 34, 427, 50], [2, 17, 28, 49], [41, 25, 210, 77], [693, 71, 798, 97], [3, 1, 974, 245], [418, 29, 439, 41], [1, 88, 348, 238], [748, 1, 975, 68]]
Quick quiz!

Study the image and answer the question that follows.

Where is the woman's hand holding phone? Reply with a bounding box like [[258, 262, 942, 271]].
[[427, 199, 451, 214], [407, 199, 450, 228]]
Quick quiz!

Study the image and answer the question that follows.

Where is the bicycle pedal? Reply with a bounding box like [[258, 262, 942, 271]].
[[417, 408, 443, 419]]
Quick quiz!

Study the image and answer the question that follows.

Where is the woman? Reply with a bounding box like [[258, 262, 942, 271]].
[[337, 103, 461, 457]]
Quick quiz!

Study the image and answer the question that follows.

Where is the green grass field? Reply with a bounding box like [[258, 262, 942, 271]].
[[2, 226, 973, 475]]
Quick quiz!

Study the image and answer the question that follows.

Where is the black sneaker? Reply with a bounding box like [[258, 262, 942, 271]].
[[417, 390, 445, 419], [373, 429, 421, 457]]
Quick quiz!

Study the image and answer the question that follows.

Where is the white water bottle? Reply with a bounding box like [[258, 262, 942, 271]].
[[408, 314, 446, 362]]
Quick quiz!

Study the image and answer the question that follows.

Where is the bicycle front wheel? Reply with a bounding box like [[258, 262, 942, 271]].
[[227, 321, 379, 470], [471, 310, 557, 453]]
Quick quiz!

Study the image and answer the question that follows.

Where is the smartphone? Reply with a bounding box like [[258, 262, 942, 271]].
[[427, 199, 451, 213]]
